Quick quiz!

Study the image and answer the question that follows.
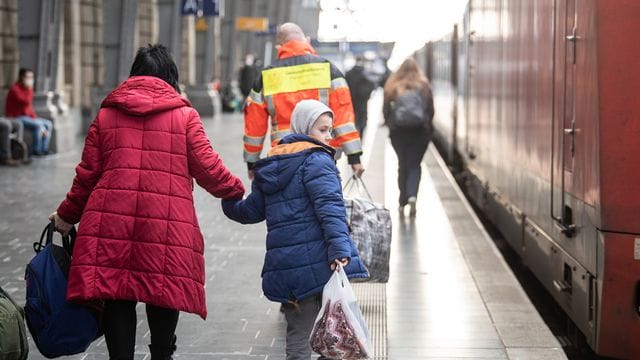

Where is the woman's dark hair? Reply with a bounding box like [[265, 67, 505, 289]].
[[18, 68, 33, 81], [130, 44, 180, 93]]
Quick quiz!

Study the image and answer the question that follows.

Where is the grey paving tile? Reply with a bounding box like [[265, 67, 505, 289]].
[[495, 322, 561, 348], [506, 347, 567, 360], [174, 355, 267, 359], [79, 354, 149, 360], [486, 308, 544, 324], [389, 336, 505, 349], [390, 347, 508, 359], [430, 348, 509, 358]]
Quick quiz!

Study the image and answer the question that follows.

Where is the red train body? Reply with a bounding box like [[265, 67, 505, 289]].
[[424, 1, 640, 358]]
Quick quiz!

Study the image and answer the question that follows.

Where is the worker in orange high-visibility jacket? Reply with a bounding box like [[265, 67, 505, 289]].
[[243, 22, 364, 179]]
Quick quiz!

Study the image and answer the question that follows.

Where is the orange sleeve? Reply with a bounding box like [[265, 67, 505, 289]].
[[243, 90, 269, 163], [329, 85, 362, 156]]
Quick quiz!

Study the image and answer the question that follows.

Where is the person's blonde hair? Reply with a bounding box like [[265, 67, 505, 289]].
[[383, 57, 429, 101]]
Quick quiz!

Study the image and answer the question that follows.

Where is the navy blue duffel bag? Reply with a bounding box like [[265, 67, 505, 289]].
[[24, 222, 102, 358]]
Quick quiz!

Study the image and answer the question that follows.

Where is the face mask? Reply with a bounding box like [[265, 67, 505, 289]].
[[24, 79, 34, 88]]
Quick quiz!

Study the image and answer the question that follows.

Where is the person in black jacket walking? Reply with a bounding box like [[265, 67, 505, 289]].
[[239, 54, 259, 99], [345, 56, 376, 136]]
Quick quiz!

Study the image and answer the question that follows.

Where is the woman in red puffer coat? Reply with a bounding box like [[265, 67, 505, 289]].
[[49, 44, 245, 360]]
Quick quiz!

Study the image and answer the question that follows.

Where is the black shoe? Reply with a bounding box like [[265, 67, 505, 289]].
[[148, 335, 177, 360]]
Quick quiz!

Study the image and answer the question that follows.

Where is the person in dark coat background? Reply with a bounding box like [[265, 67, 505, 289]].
[[238, 53, 259, 99], [49, 44, 245, 360], [345, 56, 376, 136], [222, 99, 368, 359]]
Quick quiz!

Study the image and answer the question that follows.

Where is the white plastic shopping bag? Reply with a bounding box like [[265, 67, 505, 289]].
[[309, 265, 372, 359]]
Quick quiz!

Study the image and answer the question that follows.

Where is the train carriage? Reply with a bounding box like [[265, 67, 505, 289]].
[[425, 1, 640, 358]]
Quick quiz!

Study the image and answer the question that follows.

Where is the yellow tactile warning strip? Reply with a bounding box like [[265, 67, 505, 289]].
[[352, 283, 387, 359]]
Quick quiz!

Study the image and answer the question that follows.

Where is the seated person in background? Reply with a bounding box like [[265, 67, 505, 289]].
[[5, 68, 53, 155], [0, 117, 23, 166]]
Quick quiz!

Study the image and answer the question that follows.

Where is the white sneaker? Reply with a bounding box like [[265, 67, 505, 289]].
[[408, 197, 417, 217]]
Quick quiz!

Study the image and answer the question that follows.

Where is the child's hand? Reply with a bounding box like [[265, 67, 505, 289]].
[[330, 258, 349, 271], [351, 164, 365, 178]]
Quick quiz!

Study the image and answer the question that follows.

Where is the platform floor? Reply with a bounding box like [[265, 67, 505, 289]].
[[0, 91, 566, 359]]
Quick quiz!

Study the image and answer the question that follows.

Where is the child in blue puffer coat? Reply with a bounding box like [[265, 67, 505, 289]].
[[222, 99, 368, 359]]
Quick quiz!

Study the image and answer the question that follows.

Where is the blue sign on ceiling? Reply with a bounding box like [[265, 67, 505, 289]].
[[181, 0, 220, 17]]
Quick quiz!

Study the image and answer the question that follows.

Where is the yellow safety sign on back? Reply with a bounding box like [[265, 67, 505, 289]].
[[262, 63, 331, 96]]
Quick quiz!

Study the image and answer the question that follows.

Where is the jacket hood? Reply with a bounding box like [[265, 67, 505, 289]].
[[101, 76, 191, 116], [252, 134, 334, 194]]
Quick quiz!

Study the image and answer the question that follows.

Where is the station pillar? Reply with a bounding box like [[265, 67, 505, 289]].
[[157, 0, 183, 71], [17, 0, 66, 151], [220, 0, 237, 85], [89, 0, 138, 130], [102, 0, 138, 89], [186, 17, 218, 117]]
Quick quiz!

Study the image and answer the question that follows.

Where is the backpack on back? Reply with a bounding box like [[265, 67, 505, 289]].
[[25, 222, 102, 358], [390, 89, 427, 128], [0, 286, 29, 360]]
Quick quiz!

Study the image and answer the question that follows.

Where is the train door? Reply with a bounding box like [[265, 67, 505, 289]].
[[551, 0, 599, 344], [457, 6, 470, 169], [552, 0, 578, 236], [466, 1, 481, 162], [552, 0, 597, 248]]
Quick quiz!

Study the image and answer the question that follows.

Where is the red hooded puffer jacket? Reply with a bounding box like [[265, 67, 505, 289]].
[[56, 76, 244, 319]]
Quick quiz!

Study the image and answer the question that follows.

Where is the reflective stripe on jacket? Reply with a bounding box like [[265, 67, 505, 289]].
[[243, 40, 362, 163]]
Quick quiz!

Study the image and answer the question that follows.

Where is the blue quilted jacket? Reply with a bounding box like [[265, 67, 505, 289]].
[[222, 134, 368, 303]]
